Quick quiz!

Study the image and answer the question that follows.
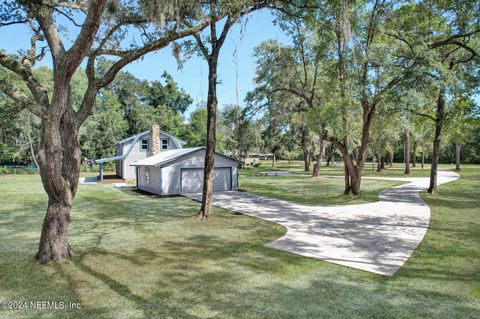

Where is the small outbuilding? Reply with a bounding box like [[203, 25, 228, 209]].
[[131, 147, 240, 195]]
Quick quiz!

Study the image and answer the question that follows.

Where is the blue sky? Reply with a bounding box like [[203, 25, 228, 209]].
[[1, 10, 477, 112], [0, 9, 289, 114], [123, 10, 289, 109]]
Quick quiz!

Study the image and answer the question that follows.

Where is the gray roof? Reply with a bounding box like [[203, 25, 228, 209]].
[[95, 154, 126, 164], [116, 129, 186, 149], [130, 147, 241, 167], [95, 132, 144, 164], [96, 129, 186, 164]]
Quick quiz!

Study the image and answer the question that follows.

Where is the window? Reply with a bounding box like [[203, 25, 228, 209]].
[[145, 167, 150, 185], [161, 139, 169, 150], [140, 138, 149, 151]]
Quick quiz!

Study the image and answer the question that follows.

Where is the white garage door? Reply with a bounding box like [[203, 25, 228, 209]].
[[181, 168, 231, 193]]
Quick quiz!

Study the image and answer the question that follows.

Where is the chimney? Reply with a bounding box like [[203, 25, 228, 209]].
[[150, 123, 160, 156]]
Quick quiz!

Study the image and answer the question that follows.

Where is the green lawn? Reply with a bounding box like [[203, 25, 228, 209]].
[[0, 167, 479, 318], [242, 160, 454, 178], [238, 160, 450, 205], [239, 173, 403, 205]]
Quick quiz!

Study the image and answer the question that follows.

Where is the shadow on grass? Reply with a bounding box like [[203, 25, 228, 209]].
[[1, 171, 480, 318]]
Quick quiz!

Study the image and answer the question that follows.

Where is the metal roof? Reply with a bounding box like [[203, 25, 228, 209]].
[[130, 147, 203, 167], [130, 147, 241, 167], [115, 129, 186, 149], [96, 129, 186, 164], [95, 154, 127, 164], [95, 132, 143, 164]]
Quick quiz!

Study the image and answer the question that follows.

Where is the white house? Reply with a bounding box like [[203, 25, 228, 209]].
[[131, 147, 239, 195], [96, 124, 186, 180]]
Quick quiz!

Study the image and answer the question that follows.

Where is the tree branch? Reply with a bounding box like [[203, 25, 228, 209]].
[[0, 78, 44, 118], [216, 15, 235, 50], [75, 82, 99, 126], [386, 31, 414, 52], [77, 14, 227, 124], [407, 108, 437, 122], [269, 87, 308, 104], [431, 39, 479, 58], [60, 0, 107, 78], [429, 28, 480, 49], [372, 61, 418, 105], [33, 4, 65, 62], [0, 19, 28, 27], [193, 33, 210, 60], [0, 51, 50, 108]]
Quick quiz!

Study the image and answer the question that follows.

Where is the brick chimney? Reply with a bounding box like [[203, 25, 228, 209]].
[[150, 123, 160, 156]]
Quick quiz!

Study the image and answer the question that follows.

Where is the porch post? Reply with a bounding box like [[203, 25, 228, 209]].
[[99, 163, 103, 181]]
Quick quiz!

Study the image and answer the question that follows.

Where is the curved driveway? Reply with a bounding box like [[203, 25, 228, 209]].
[[184, 169, 459, 276]]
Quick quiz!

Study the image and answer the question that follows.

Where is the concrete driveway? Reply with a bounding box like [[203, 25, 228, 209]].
[[184, 170, 459, 276]]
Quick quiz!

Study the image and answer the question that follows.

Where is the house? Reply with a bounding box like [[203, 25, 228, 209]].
[[131, 147, 239, 195], [95, 124, 186, 180]]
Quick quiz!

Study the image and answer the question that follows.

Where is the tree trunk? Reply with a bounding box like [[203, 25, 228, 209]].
[[421, 128, 426, 169], [326, 144, 334, 166], [198, 58, 218, 219], [37, 198, 73, 263], [389, 151, 394, 168], [335, 21, 350, 194], [350, 172, 362, 195], [380, 154, 385, 170], [36, 89, 81, 263], [343, 155, 362, 195], [332, 148, 361, 195], [428, 88, 445, 193], [405, 129, 410, 174], [312, 129, 325, 177], [377, 154, 382, 172], [304, 150, 311, 172], [343, 161, 350, 194], [301, 124, 311, 172], [27, 115, 39, 168], [412, 140, 417, 168], [333, 104, 375, 196], [272, 152, 276, 168], [455, 143, 461, 171]]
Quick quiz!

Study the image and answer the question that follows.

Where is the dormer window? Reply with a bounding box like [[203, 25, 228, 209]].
[[140, 138, 149, 151], [161, 139, 169, 150]]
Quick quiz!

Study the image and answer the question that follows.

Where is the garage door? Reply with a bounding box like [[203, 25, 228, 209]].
[[181, 168, 231, 193]]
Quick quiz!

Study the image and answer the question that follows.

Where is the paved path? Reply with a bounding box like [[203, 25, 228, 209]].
[[79, 176, 98, 185], [184, 169, 459, 276]]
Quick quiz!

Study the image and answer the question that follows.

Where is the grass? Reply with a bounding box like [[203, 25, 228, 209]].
[[239, 173, 402, 205], [243, 160, 456, 178], [238, 160, 444, 205], [0, 167, 479, 318]]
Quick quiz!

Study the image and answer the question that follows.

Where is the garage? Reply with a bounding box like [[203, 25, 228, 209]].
[[181, 167, 232, 193], [131, 147, 239, 195]]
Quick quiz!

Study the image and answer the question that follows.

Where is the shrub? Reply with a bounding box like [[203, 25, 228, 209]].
[[0, 166, 39, 175], [26, 168, 38, 174]]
